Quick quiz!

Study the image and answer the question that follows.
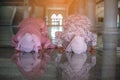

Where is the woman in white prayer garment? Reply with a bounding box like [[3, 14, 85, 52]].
[[55, 14, 97, 80]]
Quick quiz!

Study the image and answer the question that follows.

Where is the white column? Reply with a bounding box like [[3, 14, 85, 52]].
[[86, 0, 96, 31], [23, 0, 30, 18], [78, 0, 86, 15], [102, 0, 118, 80], [75, 0, 86, 15]]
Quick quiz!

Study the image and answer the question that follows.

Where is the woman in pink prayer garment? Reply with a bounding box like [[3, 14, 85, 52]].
[[11, 17, 55, 80], [12, 18, 54, 50], [55, 14, 97, 80]]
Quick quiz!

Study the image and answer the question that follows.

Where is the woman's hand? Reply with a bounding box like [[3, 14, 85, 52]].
[[89, 46, 96, 55]]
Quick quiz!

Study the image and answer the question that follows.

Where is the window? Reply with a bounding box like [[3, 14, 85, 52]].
[[51, 13, 63, 25]]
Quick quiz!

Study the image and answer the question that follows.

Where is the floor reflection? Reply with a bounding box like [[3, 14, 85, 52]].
[[48, 25, 63, 44], [12, 49, 53, 80]]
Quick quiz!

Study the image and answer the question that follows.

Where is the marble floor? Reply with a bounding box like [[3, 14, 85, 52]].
[[0, 47, 102, 80], [0, 26, 120, 80]]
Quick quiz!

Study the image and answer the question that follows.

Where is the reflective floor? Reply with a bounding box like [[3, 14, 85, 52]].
[[0, 48, 102, 80], [0, 26, 120, 80]]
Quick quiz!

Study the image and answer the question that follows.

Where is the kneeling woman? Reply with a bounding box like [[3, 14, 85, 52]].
[[55, 14, 97, 80], [11, 18, 54, 80]]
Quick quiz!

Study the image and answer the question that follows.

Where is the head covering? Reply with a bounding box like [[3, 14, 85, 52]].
[[16, 33, 41, 52], [66, 36, 87, 54]]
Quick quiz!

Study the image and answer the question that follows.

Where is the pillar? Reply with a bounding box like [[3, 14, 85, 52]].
[[77, 0, 86, 15], [102, 0, 118, 80], [86, 0, 96, 31], [118, 8, 120, 29], [23, 0, 30, 18]]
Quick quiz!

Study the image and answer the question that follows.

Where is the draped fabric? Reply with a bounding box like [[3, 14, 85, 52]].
[[12, 18, 55, 52], [55, 15, 97, 49], [18, 18, 48, 36], [11, 18, 55, 80], [55, 14, 97, 80]]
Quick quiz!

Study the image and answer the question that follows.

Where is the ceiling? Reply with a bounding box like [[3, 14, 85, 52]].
[[0, 0, 103, 6], [0, 0, 71, 6]]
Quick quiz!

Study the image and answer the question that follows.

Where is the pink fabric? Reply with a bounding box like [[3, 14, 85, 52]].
[[63, 15, 92, 31], [55, 15, 97, 49], [12, 18, 54, 52], [41, 36, 55, 49], [62, 14, 92, 44], [11, 18, 55, 80], [18, 18, 48, 36], [55, 14, 97, 80], [12, 23, 42, 50]]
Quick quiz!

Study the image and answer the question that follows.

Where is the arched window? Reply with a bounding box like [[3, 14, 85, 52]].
[[51, 14, 57, 25], [51, 13, 63, 26], [57, 14, 63, 25]]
